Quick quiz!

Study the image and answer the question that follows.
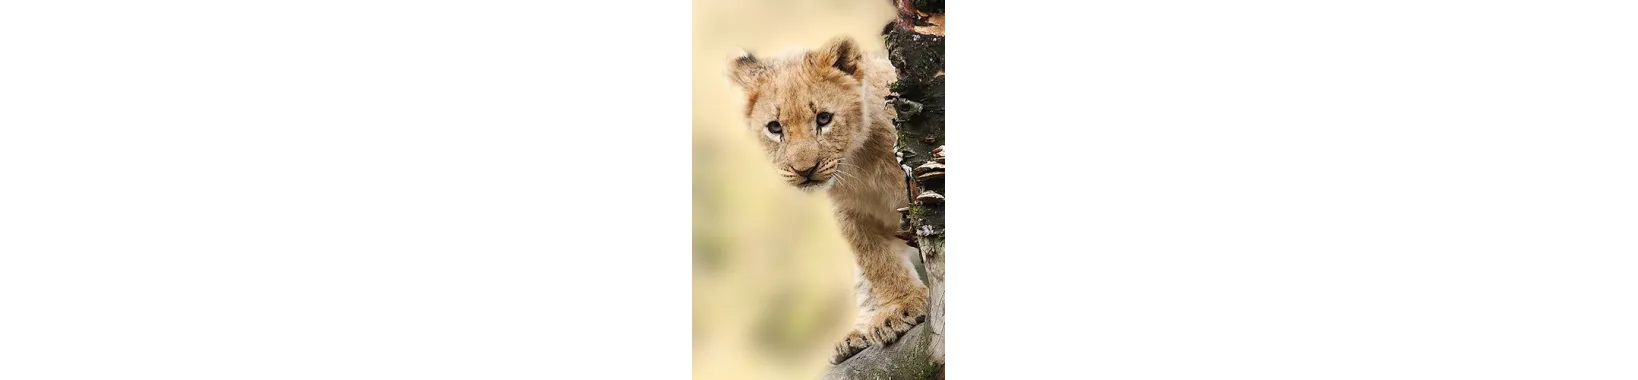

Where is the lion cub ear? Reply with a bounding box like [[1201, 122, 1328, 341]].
[[728, 49, 765, 88], [811, 36, 863, 79]]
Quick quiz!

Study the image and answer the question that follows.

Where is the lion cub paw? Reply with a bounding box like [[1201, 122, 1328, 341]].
[[865, 294, 929, 345], [831, 330, 871, 364], [829, 292, 929, 364]]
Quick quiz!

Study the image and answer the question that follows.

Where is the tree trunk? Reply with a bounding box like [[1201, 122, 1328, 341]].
[[824, 0, 945, 379], [887, 0, 945, 375], [822, 324, 935, 380]]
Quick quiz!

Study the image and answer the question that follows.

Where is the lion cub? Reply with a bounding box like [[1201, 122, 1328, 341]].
[[727, 36, 929, 364]]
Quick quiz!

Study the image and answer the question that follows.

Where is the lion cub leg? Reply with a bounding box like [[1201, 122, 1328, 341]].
[[831, 222, 929, 364]]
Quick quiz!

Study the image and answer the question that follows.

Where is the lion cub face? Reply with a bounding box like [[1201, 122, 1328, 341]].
[[729, 37, 871, 192]]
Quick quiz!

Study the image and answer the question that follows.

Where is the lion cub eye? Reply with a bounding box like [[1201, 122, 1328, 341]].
[[816, 112, 833, 128], [766, 121, 783, 135]]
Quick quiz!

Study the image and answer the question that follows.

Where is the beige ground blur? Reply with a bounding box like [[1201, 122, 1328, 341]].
[[693, 0, 897, 379]]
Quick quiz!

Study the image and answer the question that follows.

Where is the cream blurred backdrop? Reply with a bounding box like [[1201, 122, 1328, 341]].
[[693, 0, 896, 379]]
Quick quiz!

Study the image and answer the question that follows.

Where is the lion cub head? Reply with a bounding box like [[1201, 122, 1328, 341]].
[[728, 36, 873, 192]]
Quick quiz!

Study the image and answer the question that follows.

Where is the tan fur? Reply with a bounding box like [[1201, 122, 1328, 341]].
[[728, 36, 929, 364]]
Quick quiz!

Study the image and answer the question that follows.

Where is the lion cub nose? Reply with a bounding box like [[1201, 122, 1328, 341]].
[[794, 163, 819, 180]]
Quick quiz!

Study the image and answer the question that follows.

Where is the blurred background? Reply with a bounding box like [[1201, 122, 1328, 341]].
[[693, 0, 896, 379]]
